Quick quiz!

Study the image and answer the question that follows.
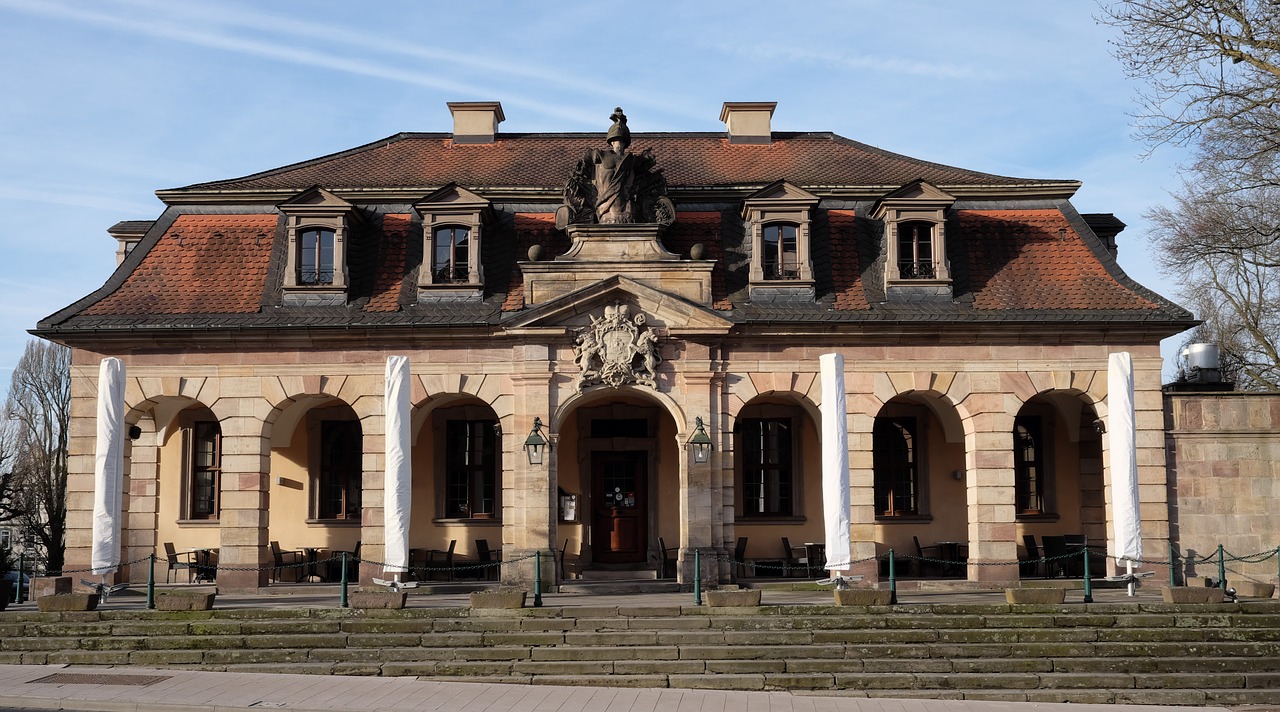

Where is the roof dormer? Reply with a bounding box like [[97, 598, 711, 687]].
[[742, 180, 818, 302], [414, 184, 492, 301], [278, 186, 359, 305], [872, 180, 956, 299]]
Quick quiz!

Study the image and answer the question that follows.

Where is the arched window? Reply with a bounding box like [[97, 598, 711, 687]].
[[433, 226, 471, 283], [185, 420, 221, 520], [1014, 416, 1047, 515], [298, 228, 336, 285], [761, 223, 799, 280], [740, 417, 794, 516], [897, 221, 935, 279], [874, 417, 919, 516]]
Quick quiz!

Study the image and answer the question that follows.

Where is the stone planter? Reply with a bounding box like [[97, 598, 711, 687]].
[[1163, 586, 1226, 604], [1233, 581, 1276, 599], [36, 593, 100, 612], [1005, 588, 1066, 605], [155, 591, 216, 611], [469, 590, 527, 609], [705, 589, 761, 607], [32, 576, 71, 599], [833, 589, 892, 606], [349, 591, 407, 609]]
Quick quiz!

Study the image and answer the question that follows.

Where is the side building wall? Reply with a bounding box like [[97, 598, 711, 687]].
[[1165, 391, 1280, 589]]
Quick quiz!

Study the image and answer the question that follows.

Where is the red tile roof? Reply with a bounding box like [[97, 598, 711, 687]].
[[658, 212, 732, 310], [958, 210, 1159, 311], [83, 214, 277, 316], [828, 210, 868, 311], [365, 214, 410, 312], [175, 133, 1055, 195]]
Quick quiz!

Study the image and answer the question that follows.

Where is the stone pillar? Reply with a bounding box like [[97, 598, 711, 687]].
[[505, 345, 555, 587], [680, 344, 718, 584], [962, 403, 1019, 583], [848, 379, 880, 581], [213, 392, 271, 591], [356, 393, 385, 589], [123, 422, 159, 583]]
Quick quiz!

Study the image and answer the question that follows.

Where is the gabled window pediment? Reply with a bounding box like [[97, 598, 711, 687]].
[[742, 180, 818, 301], [414, 184, 491, 299], [278, 186, 359, 304], [873, 180, 955, 298]]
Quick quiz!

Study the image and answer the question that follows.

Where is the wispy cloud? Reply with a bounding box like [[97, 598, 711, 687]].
[[0, 185, 159, 215], [710, 41, 983, 81], [0, 0, 659, 126]]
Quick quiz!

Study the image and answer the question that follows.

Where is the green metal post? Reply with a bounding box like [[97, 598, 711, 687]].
[[693, 549, 702, 606], [888, 549, 897, 605], [1169, 542, 1177, 588], [147, 554, 156, 609], [339, 553, 349, 608], [14, 549, 23, 605], [1082, 546, 1092, 603], [533, 550, 543, 607], [1217, 544, 1227, 589]]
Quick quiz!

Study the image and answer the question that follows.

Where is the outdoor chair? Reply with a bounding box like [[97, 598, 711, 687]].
[[269, 541, 304, 583], [781, 537, 809, 578], [657, 537, 678, 579], [163, 542, 195, 584], [912, 536, 944, 577], [1041, 535, 1070, 578], [1063, 534, 1089, 577], [474, 538, 499, 581], [429, 540, 457, 581], [558, 539, 583, 582], [326, 540, 359, 581], [732, 536, 751, 578], [1020, 534, 1043, 578]]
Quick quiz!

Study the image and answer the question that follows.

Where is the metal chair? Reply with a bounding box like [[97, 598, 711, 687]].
[[657, 537, 678, 579], [1041, 535, 1070, 578], [475, 539, 499, 581], [1020, 534, 1043, 578], [732, 536, 751, 578], [163, 542, 194, 584], [912, 536, 943, 577], [269, 541, 304, 583], [558, 539, 583, 582], [781, 537, 809, 577], [430, 540, 457, 581]]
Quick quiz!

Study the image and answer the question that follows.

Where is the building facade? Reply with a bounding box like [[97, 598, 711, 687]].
[[36, 102, 1195, 591]]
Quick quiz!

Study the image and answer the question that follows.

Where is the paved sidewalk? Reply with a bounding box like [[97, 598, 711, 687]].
[[0, 665, 1234, 712]]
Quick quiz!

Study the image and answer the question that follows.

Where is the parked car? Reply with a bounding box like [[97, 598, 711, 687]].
[[1, 570, 31, 600]]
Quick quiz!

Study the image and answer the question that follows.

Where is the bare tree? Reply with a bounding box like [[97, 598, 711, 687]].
[[1098, 0, 1280, 181], [1, 340, 71, 574], [1147, 176, 1280, 390]]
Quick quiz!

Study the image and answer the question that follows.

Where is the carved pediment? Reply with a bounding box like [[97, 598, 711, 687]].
[[872, 179, 956, 219], [414, 183, 491, 213], [278, 186, 356, 215], [503, 275, 733, 336]]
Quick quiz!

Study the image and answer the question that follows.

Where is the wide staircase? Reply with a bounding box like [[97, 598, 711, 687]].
[[2, 600, 1278, 706]]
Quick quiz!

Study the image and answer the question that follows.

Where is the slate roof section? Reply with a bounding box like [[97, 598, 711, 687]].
[[365, 214, 412, 313], [82, 214, 278, 316], [170, 133, 1059, 195]]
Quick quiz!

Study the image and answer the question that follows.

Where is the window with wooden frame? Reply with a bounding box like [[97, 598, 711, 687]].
[[184, 421, 222, 520], [317, 420, 362, 520], [432, 226, 471, 284], [444, 420, 498, 518], [761, 223, 800, 280], [298, 228, 336, 285], [740, 417, 794, 517], [896, 221, 936, 279], [874, 417, 920, 517], [1014, 415, 1049, 515]]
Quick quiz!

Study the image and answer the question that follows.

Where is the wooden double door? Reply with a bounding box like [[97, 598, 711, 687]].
[[590, 451, 648, 564]]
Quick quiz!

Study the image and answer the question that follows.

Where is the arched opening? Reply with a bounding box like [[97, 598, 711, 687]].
[[872, 393, 967, 578]]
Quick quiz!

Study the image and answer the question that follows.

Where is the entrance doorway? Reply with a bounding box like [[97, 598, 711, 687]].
[[590, 451, 648, 564]]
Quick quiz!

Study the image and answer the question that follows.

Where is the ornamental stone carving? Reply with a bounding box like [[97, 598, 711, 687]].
[[556, 108, 675, 230], [573, 303, 661, 391]]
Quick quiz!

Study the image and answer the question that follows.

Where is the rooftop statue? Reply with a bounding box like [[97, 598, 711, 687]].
[[556, 108, 675, 229]]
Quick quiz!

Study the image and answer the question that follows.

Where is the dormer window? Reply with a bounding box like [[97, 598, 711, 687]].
[[873, 180, 955, 299], [433, 226, 471, 283], [278, 187, 358, 306], [743, 181, 818, 302], [897, 221, 935, 279], [299, 228, 336, 285], [414, 184, 491, 301], [762, 224, 799, 280]]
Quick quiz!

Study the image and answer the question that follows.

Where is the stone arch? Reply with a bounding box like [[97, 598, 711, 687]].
[[553, 385, 686, 436]]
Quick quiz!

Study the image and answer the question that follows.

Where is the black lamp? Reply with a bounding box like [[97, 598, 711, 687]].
[[524, 417, 548, 465], [687, 416, 713, 464]]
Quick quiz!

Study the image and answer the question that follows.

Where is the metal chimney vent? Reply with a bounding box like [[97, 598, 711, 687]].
[[1180, 343, 1221, 383]]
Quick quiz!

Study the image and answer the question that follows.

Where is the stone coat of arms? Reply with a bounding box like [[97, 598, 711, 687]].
[[573, 303, 660, 391]]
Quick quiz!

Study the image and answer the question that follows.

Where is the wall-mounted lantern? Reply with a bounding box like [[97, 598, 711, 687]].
[[524, 417, 549, 465], [687, 416, 713, 464]]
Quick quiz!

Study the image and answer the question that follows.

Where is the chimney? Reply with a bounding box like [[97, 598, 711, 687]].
[[448, 101, 505, 144], [1082, 213, 1126, 257], [720, 102, 776, 144]]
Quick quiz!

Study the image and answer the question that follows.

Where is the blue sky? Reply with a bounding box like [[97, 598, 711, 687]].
[[0, 0, 1193, 393]]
